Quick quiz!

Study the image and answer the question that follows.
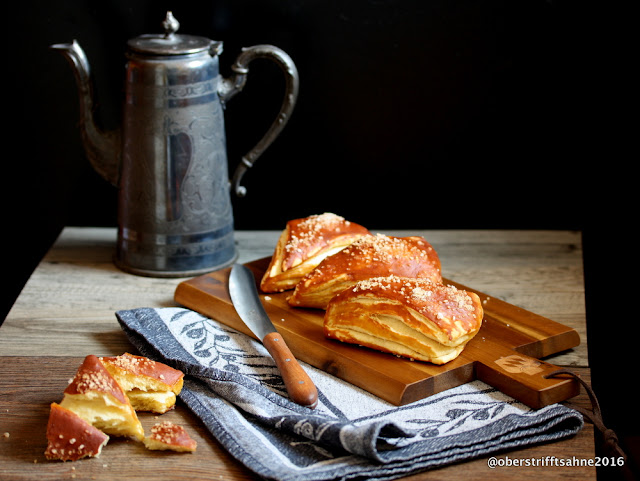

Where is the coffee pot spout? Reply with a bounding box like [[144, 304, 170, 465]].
[[51, 40, 121, 186]]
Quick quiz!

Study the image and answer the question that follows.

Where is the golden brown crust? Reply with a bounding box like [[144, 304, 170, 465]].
[[63, 355, 128, 404], [44, 353, 193, 462], [60, 355, 144, 441], [99, 353, 184, 414], [45, 403, 109, 461], [260, 213, 371, 293], [143, 421, 197, 452], [99, 353, 184, 393], [324, 276, 483, 364], [288, 234, 442, 309]]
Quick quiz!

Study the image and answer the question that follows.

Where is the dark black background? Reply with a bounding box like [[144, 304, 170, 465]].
[[6, 0, 596, 305], [4, 1, 636, 477]]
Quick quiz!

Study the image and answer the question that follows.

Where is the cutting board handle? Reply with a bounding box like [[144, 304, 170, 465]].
[[469, 339, 579, 409]]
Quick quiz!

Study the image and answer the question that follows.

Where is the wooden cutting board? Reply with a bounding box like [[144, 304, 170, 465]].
[[174, 257, 581, 409]]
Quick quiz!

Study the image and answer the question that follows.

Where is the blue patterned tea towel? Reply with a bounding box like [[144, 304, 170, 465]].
[[115, 307, 583, 481]]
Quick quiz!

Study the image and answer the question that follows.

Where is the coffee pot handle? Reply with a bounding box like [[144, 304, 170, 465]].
[[219, 45, 299, 197]]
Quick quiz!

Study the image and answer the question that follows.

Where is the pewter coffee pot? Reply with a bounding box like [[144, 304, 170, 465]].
[[52, 11, 298, 277]]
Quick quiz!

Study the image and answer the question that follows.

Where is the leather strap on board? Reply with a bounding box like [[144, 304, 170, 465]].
[[546, 369, 634, 481]]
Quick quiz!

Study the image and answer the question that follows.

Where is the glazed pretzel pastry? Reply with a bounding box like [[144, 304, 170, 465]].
[[144, 421, 198, 452], [260, 213, 371, 293], [45, 402, 109, 461], [99, 353, 184, 414], [324, 276, 483, 364], [59, 355, 145, 441], [44, 353, 194, 461], [288, 234, 442, 309]]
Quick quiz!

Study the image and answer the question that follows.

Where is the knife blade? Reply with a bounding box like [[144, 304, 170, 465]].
[[228, 263, 318, 409]]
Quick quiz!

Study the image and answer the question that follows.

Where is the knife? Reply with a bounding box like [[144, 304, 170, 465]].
[[228, 263, 319, 409]]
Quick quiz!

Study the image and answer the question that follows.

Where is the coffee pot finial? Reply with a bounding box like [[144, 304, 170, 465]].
[[162, 11, 180, 38]]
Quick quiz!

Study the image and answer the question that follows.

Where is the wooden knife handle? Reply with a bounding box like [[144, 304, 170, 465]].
[[263, 332, 319, 409]]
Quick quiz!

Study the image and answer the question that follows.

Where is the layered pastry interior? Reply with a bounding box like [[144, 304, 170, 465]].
[[260, 213, 371, 293], [324, 276, 483, 364], [99, 353, 184, 414]]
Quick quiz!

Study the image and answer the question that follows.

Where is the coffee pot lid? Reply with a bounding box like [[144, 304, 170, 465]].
[[127, 11, 220, 56]]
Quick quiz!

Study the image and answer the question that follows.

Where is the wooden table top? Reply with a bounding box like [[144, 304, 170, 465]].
[[0, 227, 595, 480]]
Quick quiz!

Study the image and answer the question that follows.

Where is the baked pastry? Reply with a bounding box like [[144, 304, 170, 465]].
[[324, 276, 483, 364], [59, 354, 145, 441], [143, 421, 197, 452], [260, 213, 371, 293], [99, 353, 184, 414], [44, 403, 109, 461], [288, 234, 442, 309]]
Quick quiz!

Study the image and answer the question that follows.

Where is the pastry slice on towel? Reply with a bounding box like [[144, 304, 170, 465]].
[[288, 234, 442, 309], [324, 276, 483, 364], [260, 213, 371, 293]]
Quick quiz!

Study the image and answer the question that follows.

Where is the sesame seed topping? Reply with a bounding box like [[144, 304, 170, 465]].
[[100, 353, 156, 375], [74, 371, 115, 394], [149, 421, 192, 446], [285, 213, 348, 255], [349, 275, 480, 332], [300, 234, 442, 291]]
